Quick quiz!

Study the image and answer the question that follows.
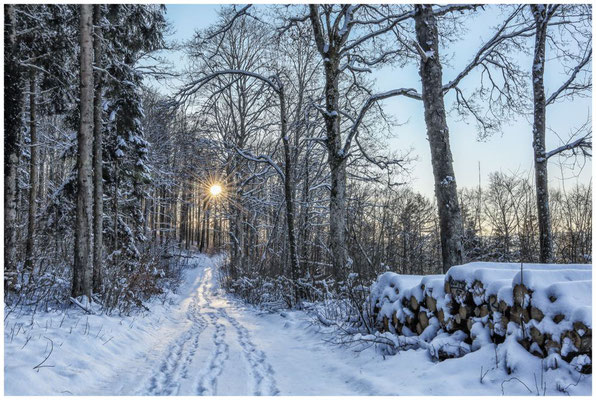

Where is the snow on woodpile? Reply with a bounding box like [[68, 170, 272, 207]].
[[446, 262, 589, 305], [367, 262, 592, 373], [367, 272, 422, 333], [522, 278, 592, 370]]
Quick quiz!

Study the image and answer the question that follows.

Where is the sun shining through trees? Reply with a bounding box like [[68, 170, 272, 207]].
[[200, 173, 228, 202], [210, 184, 223, 197]]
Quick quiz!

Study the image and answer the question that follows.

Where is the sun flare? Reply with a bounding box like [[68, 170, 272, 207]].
[[210, 184, 223, 197]]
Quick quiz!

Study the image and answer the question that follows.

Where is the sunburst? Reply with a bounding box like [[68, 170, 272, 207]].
[[209, 183, 223, 197]]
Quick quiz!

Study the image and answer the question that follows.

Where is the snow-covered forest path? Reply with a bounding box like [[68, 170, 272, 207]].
[[90, 254, 382, 396], [6, 253, 591, 396], [128, 256, 279, 396]]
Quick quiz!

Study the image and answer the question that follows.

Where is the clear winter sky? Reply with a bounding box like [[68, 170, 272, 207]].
[[150, 4, 592, 198]]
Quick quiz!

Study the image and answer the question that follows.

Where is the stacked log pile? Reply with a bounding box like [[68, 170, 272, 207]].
[[368, 262, 592, 373], [369, 272, 422, 334], [512, 269, 592, 372]]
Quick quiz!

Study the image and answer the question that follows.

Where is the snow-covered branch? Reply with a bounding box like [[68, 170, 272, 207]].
[[546, 47, 592, 106], [340, 9, 415, 55], [233, 146, 285, 181], [203, 5, 253, 40], [179, 69, 281, 103], [545, 134, 592, 160]]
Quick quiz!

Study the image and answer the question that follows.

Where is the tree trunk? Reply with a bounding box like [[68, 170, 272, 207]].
[[300, 147, 311, 278], [72, 4, 94, 300], [280, 86, 300, 303], [186, 191, 192, 249], [415, 5, 464, 273], [180, 188, 187, 246], [38, 131, 47, 201], [156, 187, 161, 244], [92, 4, 104, 292], [309, 6, 350, 278], [197, 187, 202, 247], [24, 71, 38, 272], [328, 148, 349, 277], [323, 62, 349, 278], [113, 162, 119, 252], [201, 199, 209, 252], [4, 4, 21, 281], [227, 161, 242, 275], [531, 6, 553, 263]]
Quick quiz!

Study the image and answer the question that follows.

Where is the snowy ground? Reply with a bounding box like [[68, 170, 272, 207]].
[[4, 254, 592, 395]]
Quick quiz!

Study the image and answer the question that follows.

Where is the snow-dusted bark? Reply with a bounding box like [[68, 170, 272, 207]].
[[308, 5, 350, 276], [414, 5, 464, 273], [92, 5, 104, 292], [531, 5, 553, 263], [528, 5, 592, 263], [73, 4, 94, 300], [4, 4, 21, 279], [24, 71, 38, 271]]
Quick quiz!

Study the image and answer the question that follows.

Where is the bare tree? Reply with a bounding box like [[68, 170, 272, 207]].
[[182, 69, 300, 300], [529, 4, 592, 262], [304, 4, 420, 277], [413, 5, 465, 272]]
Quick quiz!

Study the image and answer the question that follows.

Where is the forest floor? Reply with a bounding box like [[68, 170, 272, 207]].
[[4, 253, 592, 396]]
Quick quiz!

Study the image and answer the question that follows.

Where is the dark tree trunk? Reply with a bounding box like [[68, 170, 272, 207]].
[[280, 86, 300, 303], [415, 5, 464, 273], [4, 4, 22, 280], [92, 4, 104, 292], [531, 5, 553, 263], [113, 163, 119, 253], [308, 5, 351, 278], [328, 143, 349, 277], [73, 4, 94, 300], [24, 71, 38, 272], [300, 148, 311, 279], [180, 188, 188, 246], [25, 70, 39, 271], [156, 188, 162, 244]]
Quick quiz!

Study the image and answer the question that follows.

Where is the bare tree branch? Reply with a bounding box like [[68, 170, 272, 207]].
[[546, 47, 592, 106]]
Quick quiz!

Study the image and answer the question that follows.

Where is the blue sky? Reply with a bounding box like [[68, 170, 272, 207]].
[[153, 4, 592, 197]]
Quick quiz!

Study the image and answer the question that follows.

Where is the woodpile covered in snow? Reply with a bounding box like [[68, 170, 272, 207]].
[[368, 262, 592, 374]]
